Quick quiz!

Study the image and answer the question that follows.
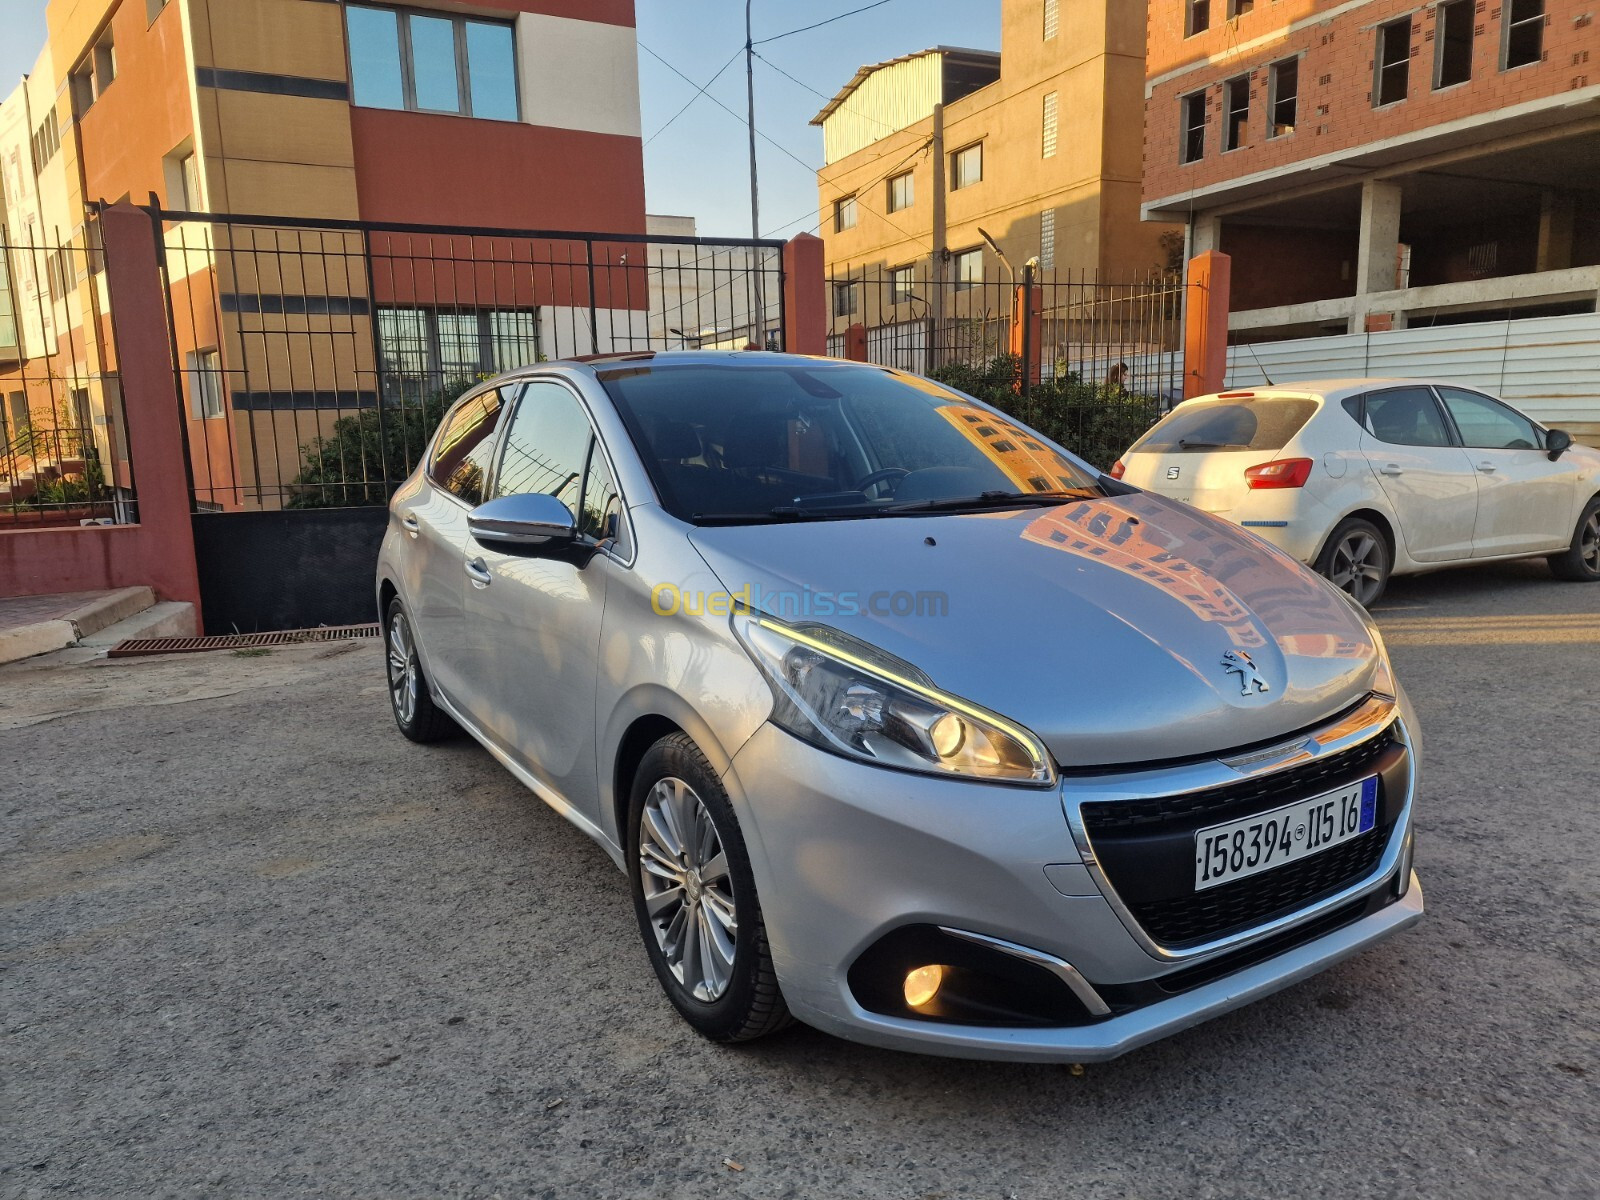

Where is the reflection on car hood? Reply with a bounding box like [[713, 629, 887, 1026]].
[[689, 493, 1382, 767]]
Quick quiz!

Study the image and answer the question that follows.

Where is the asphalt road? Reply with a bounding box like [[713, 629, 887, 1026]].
[[3, 560, 1597, 1199]]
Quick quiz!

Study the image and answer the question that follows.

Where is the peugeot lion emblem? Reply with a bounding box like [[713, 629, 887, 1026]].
[[1166, 466, 1181, 480], [1220, 650, 1270, 696]]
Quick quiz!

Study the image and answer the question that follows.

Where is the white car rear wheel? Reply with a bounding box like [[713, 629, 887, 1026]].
[[1317, 519, 1391, 608]]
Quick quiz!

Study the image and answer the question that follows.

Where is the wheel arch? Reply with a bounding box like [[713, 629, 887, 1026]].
[[1324, 507, 1399, 570]]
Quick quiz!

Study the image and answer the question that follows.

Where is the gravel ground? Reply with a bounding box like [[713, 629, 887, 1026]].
[[3, 560, 1597, 1199]]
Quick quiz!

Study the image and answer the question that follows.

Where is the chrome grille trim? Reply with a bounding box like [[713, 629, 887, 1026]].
[[1061, 696, 1414, 964]]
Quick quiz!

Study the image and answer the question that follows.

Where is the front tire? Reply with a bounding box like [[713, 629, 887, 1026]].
[[627, 732, 791, 1043], [1548, 497, 1600, 582], [384, 597, 455, 743], [1317, 518, 1391, 607]]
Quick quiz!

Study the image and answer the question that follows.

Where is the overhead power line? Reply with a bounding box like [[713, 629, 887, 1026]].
[[644, 45, 744, 145], [753, 0, 900, 45]]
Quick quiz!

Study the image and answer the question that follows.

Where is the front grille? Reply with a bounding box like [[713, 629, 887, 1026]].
[[1080, 725, 1396, 833], [1076, 721, 1407, 949], [1130, 828, 1387, 946]]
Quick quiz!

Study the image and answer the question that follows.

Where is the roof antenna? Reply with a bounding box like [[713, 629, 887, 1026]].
[[1244, 340, 1276, 387]]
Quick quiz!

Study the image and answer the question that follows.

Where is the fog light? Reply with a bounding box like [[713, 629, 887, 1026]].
[[903, 964, 944, 1008]]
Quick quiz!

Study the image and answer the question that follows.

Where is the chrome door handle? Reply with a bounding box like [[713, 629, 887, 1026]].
[[400, 511, 421, 535], [1477, 462, 1497, 473], [1379, 464, 1404, 477], [464, 558, 492, 586]]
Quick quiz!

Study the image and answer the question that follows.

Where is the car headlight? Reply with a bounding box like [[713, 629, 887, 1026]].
[[733, 612, 1055, 786]]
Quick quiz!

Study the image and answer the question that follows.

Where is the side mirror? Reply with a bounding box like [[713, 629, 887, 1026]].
[[1546, 428, 1573, 461], [469, 493, 577, 553]]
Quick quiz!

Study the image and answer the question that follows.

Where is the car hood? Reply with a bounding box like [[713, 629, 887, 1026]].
[[688, 492, 1383, 767]]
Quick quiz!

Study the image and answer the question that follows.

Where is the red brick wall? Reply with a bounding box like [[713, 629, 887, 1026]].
[[1144, 0, 1596, 204], [1221, 223, 1357, 309]]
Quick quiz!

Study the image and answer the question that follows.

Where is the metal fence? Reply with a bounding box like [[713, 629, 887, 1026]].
[[0, 227, 136, 527], [826, 265, 1184, 401], [153, 209, 786, 512]]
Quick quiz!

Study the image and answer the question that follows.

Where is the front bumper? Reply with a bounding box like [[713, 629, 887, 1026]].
[[721, 698, 1421, 1063]]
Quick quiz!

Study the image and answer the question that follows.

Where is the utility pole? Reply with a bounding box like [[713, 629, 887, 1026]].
[[745, 0, 765, 347]]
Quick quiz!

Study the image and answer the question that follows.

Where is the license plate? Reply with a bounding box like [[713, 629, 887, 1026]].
[[1194, 777, 1378, 891]]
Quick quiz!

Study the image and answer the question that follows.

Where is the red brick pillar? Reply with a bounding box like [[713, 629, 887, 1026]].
[[1009, 280, 1042, 390], [782, 233, 827, 356], [1184, 250, 1231, 400], [101, 203, 203, 616]]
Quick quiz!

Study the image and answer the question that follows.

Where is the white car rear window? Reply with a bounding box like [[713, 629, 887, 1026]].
[[1129, 398, 1318, 454]]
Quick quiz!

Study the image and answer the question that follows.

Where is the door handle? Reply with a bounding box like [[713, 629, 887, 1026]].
[[464, 558, 492, 586], [400, 511, 421, 536], [1379, 464, 1404, 477], [1477, 461, 1497, 474]]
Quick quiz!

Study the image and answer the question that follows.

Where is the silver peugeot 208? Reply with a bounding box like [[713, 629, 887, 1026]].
[[376, 351, 1422, 1062]]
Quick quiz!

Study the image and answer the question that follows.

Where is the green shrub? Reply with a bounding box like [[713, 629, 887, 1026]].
[[929, 354, 1162, 472]]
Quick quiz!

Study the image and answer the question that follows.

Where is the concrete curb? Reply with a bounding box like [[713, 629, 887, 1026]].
[[0, 586, 160, 665]]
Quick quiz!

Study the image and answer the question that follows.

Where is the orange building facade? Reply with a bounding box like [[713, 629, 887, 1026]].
[[2, 0, 646, 514], [1142, 0, 1600, 339]]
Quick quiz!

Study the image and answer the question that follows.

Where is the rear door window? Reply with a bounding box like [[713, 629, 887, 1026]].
[[428, 386, 508, 505], [1128, 397, 1318, 453], [1361, 388, 1454, 448]]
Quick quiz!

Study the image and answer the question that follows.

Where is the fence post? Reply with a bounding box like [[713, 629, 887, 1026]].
[[843, 323, 868, 361], [100, 203, 204, 616], [1009, 265, 1041, 395], [782, 233, 826, 355], [1183, 250, 1231, 399]]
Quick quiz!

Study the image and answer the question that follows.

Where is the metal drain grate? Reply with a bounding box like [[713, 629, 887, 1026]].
[[108, 623, 381, 658]]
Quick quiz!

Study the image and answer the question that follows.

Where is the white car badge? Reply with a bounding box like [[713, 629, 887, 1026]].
[[1221, 650, 1270, 696], [1166, 466, 1181, 480]]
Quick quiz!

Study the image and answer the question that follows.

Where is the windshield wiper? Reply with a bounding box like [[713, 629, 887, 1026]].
[[1177, 438, 1227, 449], [884, 489, 1093, 515], [692, 505, 882, 526]]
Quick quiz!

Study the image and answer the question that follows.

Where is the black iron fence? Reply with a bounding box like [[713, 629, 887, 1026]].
[[0, 228, 136, 527], [153, 208, 786, 513], [827, 265, 1183, 394]]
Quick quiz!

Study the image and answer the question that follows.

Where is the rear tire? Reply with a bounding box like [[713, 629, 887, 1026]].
[[1548, 498, 1600, 582], [384, 597, 455, 743], [1316, 518, 1391, 607], [627, 732, 791, 1043]]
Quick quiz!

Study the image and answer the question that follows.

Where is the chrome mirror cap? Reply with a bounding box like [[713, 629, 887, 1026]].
[[468, 493, 578, 548]]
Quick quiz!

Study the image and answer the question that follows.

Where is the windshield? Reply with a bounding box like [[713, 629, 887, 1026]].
[[598, 361, 1100, 524], [1128, 397, 1319, 453]]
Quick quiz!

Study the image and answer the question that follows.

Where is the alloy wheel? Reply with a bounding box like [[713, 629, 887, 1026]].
[[638, 776, 738, 1002], [387, 610, 420, 726], [1328, 531, 1386, 606], [1584, 512, 1600, 574]]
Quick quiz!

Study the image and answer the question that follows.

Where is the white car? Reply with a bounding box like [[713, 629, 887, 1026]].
[[1112, 379, 1600, 605]]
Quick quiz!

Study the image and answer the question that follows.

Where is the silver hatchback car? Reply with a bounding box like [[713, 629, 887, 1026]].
[[377, 352, 1423, 1062]]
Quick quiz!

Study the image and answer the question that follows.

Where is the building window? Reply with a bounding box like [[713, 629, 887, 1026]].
[[1039, 210, 1055, 271], [1375, 18, 1412, 106], [1185, 0, 1210, 37], [1042, 91, 1059, 158], [71, 28, 116, 114], [1267, 57, 1298, 136], [187, 350, 225, 420], [1434, 0, 1474, 88], [1043, 0, 1059, 40], [953, 248, 982, 291], [30, 109, 59, 174], [1227, 0, 1254, 16], [1503, 0, 1544, 69], [886, 172, 914, 213], [951, 142, 983, 190], [346, 5, 519, 120], [889, 265, 915, 304], [834, 194, 858, 231], [1223, 75, 1250, 151], [165, 147, 202, 210], [833, 282, 859, 317], [1180, 91, 1206, 163], [376, 308, 539, 401]]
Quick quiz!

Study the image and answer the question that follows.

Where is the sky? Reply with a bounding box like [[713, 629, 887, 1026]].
[[0, 0, 998, 238]]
